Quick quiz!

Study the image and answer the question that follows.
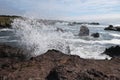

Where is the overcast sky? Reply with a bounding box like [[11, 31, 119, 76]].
[[0, 0, 120, 23]]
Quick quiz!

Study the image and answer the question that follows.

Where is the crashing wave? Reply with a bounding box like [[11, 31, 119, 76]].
[[12, 18, 70, 56]]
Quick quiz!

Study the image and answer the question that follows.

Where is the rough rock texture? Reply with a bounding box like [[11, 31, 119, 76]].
[[103, 45, 120, 57], [91, 33, 100, 38], [0, 45, 120, 80], [104, 25, 120, 31], [79, 25, 89, 36], [0, 44, 30, 60]]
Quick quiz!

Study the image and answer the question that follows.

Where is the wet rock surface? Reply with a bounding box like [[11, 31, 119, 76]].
[[0, 44, 30, 60], [103, 45, 120, 57], [91, 33, 100, 38], [0, 45, 120, 80], [104, 25, 120, 31], [79, 25, 89, 36], [56, 28, 64, 32]]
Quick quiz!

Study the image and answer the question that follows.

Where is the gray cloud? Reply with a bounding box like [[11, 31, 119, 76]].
[[0, 0, 120, 23]]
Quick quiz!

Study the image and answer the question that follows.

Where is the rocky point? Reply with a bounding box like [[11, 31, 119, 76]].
[[0, 44, 120, 80]]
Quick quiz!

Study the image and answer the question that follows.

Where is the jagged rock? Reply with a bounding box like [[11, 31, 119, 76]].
[[0, 45, 120, 80], [104, 25, 120, 31], [0, 44, 30, 61], [109, 25, 114, 28], [89, 22, 100, 25], [86, 69, 108, 78], [91, 33, 100, 38], [79, 25, 89, 36], [56, 28, 64, 32], [103, 45, 120, 57]]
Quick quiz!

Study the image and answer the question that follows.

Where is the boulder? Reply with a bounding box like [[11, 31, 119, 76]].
[[56, 28, 64, 32], [108, 25, 114, 28], [0, 44, 30, 61], [79, 25, 89, 36], [91, 33, 100, 38], [103, 45, 120, 57]]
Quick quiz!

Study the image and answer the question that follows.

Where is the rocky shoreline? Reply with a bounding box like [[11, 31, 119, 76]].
[[0, 15, 120, 80], [0, 44, 120, 80]]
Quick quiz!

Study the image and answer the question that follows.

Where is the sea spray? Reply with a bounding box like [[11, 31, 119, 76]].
[[11, 18, 111, 59], [12, 18, 70, 56]]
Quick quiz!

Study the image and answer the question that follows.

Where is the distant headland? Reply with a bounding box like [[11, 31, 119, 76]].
[[0, 15, 21, 28], [0, 15, 101, 29]]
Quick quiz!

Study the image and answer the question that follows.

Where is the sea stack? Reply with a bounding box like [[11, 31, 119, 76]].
[[79, 25, 89, 36]]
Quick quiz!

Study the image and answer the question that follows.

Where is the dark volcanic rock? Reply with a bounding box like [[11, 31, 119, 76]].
[[91, 33, 100, 38], [0, 44, 30, 62], [0, 45, 120, 80], [104, 25, 120, 31], [79, 25, 89, 36], [68, 22, 100, 26], [103, 45, 120, 57], [89, 22, 100, 25], [46, 68, 60, 80], [56, 28, 64, 32]]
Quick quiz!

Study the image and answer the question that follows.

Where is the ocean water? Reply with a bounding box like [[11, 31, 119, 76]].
[[0, 18, 120, 59]]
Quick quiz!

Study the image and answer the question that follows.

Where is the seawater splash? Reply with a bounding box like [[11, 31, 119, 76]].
[[12, 18, 70, 56], [11, 18, 111, 59]]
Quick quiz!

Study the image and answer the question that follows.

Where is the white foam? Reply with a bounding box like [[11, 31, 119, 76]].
[[94, 39, 120, 45], [114, 24, 120, 26], [68, 43, 111, 59], [109, 33, 120, 37], [0, 28, 13, 32], [67, 38, 120, 45], [12, 18, 69, 56]]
